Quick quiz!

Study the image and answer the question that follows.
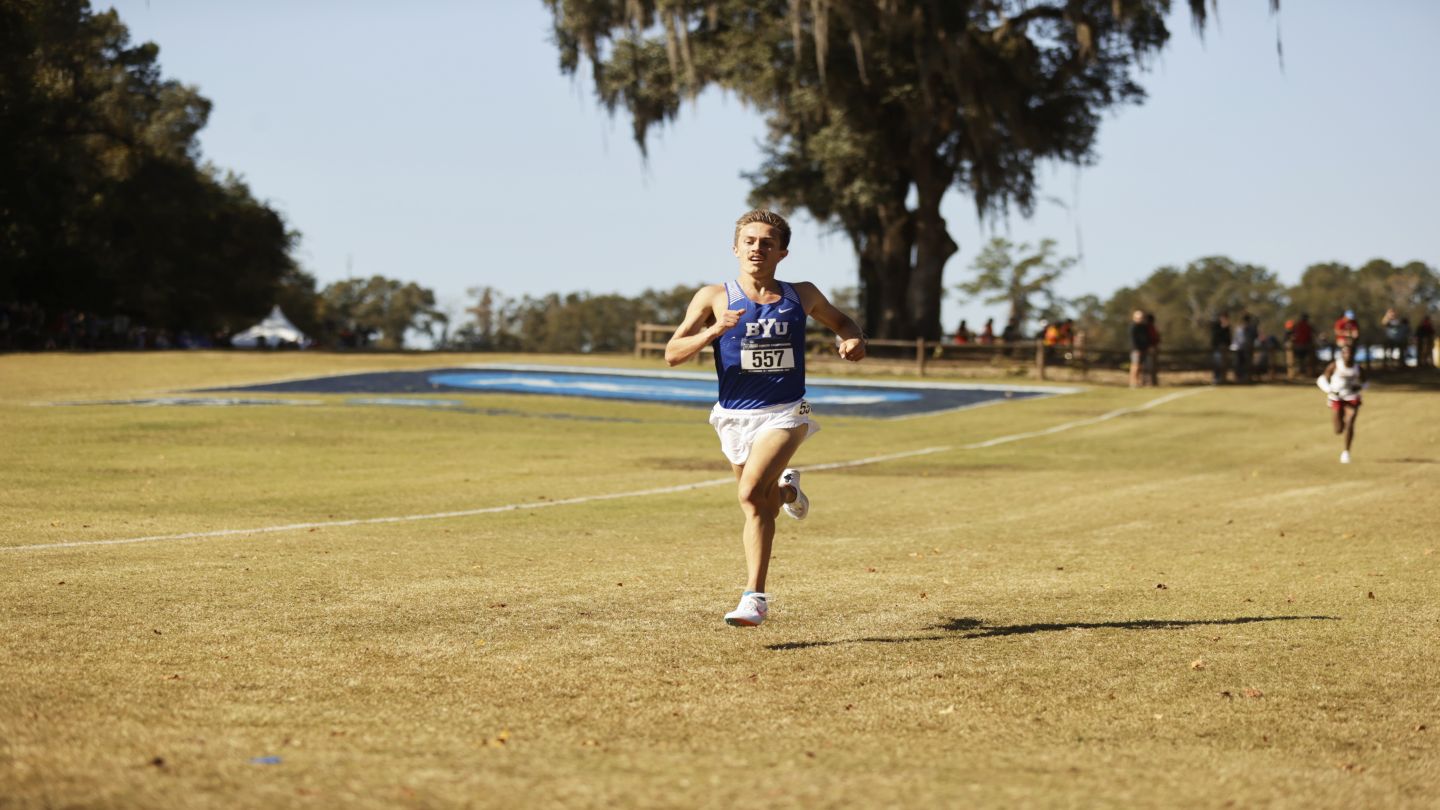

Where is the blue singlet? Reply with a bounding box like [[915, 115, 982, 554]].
[[713, 280, 807, 410]]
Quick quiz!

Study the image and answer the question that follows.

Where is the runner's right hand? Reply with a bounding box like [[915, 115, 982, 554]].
[[712, 308, 744, 335]]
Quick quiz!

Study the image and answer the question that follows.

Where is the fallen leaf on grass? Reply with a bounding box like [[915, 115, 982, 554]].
[[938, 705, 956, 715], [1242, 690, 1263, 698], [1211, 636, 1221, 642], [909, 553, 922, 558], [1241, 598, 1253, 603], [1415, 725, 1427, 732], [487, 729, 510, 747], [744, 674, 758, 682], [806, 751, 816, 758], [844, 704, 854, 711], [154, 629, 162, 635], [580, 739, 599, 747], [330, 731, 346, 737], [942, 578, 950, 584], [919, 593, 927, 599], [1334, 761, 1364, 772], [1286, 596, 1296, 603], [1367, 592, 1375, 599], [475, 641, 485, 646], [867, 568, 877, 573], [1424, 549, 1434, 555], [473, 566, 483, 570], [1191, 659, 1206, 670], [1342, 533, 1355, 539], [616, 582, 623, 587], [1156, 583, 1168, 589], [1217, 691, 1233, 698], [162, 674, 182, 680]]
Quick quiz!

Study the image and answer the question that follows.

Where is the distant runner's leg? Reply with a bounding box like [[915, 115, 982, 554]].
[[1343, 404, 1359, 452], [1332, 403, 1345, 435], [731, 425, 809, 593]]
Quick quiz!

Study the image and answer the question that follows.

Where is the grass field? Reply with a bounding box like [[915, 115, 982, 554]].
[[2, 351, 1437, 809]]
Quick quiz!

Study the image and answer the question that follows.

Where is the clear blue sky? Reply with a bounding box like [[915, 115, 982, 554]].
[[106, 1, 1440, 337]]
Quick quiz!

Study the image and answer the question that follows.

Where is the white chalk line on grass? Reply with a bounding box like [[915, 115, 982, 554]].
[[5, 387, 1209, 552]]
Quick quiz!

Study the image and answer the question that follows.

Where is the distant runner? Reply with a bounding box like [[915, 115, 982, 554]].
[[1318, 342, 1366, 463], [665, 210, 867, 627]]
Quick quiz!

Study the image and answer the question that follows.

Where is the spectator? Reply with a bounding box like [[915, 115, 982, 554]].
[[1257, 332, 1281, 379], [1291, 312, 1315, 377], [1210, 313, 1230, 384], [1334, 309, 1360, 346], [1144, 313, 1160, 386], [1231, 314, 1256, 383], [1416, 315, 1435, 368], [953, 320, 972, 344], [1001, 318, 1020, 344], [1128, 310, 1151, 389], [979, 318, 995, 344], [1382, 310, 1409, 368]]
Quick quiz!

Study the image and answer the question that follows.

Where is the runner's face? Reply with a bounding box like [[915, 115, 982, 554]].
[[733, 223, 788, 276]]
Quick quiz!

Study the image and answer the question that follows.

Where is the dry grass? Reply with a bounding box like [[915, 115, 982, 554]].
[[1, 352, 1437, 809]]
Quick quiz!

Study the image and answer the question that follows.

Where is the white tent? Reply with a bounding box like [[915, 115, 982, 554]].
[[231, 305, 309, 348]]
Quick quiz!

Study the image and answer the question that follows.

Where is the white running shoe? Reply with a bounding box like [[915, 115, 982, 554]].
[[780, 468, 808, 520], [724, 592, 772, 627], [1340, 450, 1351, 464]]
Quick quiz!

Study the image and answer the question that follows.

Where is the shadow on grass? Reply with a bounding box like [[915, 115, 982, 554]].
[[765, 615, 1339, 651]]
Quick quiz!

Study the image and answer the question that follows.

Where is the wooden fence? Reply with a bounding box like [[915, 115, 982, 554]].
[[634, 321, 1421, 380]]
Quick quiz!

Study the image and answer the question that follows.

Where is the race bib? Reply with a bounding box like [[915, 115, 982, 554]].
[[739, 338, 795, 374]]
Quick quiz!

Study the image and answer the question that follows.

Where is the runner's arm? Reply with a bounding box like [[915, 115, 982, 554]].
[[1317, 361, 1337, 393], [666, 286, 740, 367], [794, 282, 866, 362]]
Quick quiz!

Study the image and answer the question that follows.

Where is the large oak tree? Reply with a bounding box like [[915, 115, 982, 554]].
[[545, 0, 1276, 339]]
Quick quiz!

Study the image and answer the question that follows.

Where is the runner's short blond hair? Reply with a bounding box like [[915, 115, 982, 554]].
[[734, 210, 791, 249]]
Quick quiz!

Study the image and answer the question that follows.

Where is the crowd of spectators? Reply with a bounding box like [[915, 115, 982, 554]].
[[0, 301, 235, 352]]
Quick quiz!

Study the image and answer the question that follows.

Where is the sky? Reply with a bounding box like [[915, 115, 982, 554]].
[[106, 0, 1440, 338]]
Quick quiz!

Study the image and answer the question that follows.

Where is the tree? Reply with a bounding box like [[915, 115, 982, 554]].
[[320, 276, 445, 350], [956, 238, 1073, 336], [1097, 256, 1284, 349], [449, 283, 702, 353], [0, 0, 307, 331], [544, 1, 1274, 339]]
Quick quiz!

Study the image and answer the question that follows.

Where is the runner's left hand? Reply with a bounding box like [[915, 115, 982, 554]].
[[838, 337, 866, 362]]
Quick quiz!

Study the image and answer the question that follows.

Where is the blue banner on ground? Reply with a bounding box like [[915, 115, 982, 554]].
[[204, 363, 1080, 419]]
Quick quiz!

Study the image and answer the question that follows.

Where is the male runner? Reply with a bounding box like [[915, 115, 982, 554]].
[[665, 210, 866, 626], [1318, 342, 1366, 463]]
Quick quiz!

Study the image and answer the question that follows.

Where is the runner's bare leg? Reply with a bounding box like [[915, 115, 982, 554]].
[[730, 425, 809, 593], [1343, 405, 1359, 451]]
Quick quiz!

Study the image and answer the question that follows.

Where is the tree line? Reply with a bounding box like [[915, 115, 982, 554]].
[[0, 1, 310, 335]]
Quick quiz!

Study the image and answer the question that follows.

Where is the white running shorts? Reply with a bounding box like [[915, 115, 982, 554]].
[[709, 399, 819, 466]]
